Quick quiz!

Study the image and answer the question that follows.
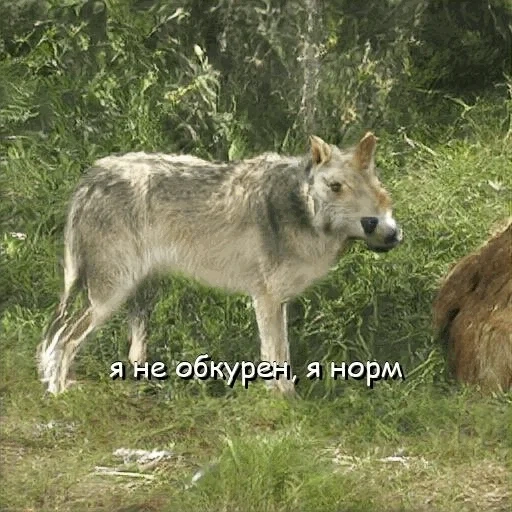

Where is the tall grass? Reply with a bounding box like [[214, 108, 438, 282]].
[[1, 3, 511, 511]]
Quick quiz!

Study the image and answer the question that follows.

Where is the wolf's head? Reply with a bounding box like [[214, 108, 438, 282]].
[[308, 132, 402, 253]]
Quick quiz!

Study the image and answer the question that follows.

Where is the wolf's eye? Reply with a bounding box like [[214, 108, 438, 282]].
[[329, 182, 342, 193]]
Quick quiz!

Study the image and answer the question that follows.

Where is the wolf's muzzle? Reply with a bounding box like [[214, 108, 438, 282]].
[[367, 225, 403, 253], [384, 228, 400, 245]]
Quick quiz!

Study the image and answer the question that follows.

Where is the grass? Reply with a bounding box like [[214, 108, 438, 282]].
[[0, 378, 510, 511], [1, 121, 511, 511], [1, 17, 511, 507]]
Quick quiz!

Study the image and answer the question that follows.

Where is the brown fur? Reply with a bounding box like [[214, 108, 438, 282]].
[[433, 218, 512, 393]]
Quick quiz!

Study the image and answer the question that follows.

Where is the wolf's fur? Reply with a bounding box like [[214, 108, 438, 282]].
[[38, 133, 402, 395]]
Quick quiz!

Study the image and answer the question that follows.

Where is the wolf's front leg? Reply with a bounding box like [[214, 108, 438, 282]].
[[253, 295, 295, 396]]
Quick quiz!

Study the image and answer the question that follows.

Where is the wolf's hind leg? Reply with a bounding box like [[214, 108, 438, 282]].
[[40, 275, 137, 394]]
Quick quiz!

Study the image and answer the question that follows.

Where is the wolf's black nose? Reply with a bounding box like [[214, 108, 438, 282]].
[[361, 217, 378, 235]]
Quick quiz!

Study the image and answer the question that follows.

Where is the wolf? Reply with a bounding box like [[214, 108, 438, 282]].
[[37, 132, 402, 395]]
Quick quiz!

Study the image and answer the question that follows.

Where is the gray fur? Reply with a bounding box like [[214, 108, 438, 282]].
[[38, 133, 402, 395]]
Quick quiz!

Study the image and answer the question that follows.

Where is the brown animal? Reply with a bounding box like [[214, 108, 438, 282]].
[[433, 218, 512, 393]]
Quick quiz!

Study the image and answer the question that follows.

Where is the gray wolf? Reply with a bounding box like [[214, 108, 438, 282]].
[[433, 217, 512, 393], [38, 132, 402, 395]]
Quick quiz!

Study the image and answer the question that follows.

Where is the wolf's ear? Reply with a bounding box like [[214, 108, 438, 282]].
[[354, 132, 377, 171], [310, 135, 332, 166]]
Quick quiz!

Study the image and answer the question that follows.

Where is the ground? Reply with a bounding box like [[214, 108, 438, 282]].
[[1, 105, 511, 511], [0, 378, 510, 511]]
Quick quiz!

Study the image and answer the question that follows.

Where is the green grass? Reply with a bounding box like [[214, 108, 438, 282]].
[[1, 11, 511, 507], [1, 122, 511, 511]]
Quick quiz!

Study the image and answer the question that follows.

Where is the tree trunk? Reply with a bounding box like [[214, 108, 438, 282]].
[[299, 0, 320, 136]]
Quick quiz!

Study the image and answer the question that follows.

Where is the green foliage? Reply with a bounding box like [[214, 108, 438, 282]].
[[0, 0, 225, 160], [1, 0, 510, 391], [1, 2, 511, 510], [410, 0, 512, 93], [1, 0, 511, 400]]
